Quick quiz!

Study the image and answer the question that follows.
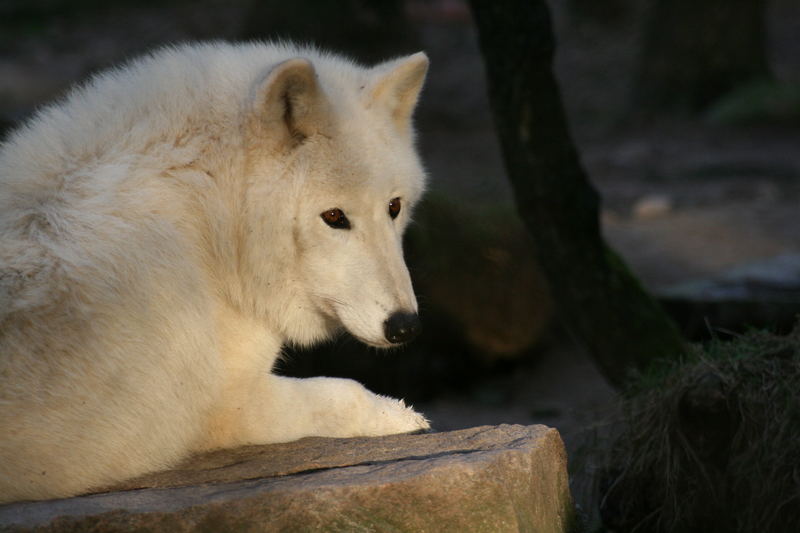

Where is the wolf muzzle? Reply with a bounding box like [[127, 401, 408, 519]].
[[383, 312, 421, 344]]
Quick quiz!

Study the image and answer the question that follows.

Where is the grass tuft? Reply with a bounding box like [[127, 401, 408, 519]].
[[599, 322, 800, 533]]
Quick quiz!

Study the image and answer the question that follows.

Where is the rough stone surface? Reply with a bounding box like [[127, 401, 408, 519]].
[[0, 424, 573, 533]]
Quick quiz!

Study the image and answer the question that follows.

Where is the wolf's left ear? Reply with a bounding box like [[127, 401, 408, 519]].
[[365, 52, 429, 133]]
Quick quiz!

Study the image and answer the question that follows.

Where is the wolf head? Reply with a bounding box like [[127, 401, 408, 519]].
[[240, 50, 428, 349]]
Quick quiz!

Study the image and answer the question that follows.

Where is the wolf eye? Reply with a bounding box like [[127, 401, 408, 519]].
[[321, 208, 350, 229], [388, 197, 401, 219]]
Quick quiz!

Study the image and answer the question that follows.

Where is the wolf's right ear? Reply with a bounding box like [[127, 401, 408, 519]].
[[253, 58, 328, 145], [365, 52, 429, 134]]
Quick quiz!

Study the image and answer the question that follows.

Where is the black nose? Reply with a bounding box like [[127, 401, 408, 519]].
[[383, 312, 421, 344]]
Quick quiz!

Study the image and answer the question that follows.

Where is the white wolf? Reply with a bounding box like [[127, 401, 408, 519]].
[[0, 41, 431, 503]]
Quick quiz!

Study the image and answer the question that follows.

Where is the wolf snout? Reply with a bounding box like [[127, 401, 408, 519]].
[[383, 311, 421, 344]]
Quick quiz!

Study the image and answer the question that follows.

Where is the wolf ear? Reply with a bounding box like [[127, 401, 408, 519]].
[[365, 52, 429, 133], [254, 58, 327, 145]]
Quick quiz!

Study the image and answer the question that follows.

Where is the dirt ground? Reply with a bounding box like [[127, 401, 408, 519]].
[[411, 1, 800, 519], [1, 0, 798, 523]]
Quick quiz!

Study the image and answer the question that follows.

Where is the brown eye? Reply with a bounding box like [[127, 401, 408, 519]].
[[321, 208, 350, 229], [388, 197, 401, 219]]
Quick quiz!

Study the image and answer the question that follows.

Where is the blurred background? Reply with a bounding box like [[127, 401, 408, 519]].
[[1, 0, 798, 529]]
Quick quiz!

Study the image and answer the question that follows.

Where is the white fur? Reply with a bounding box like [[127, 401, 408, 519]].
[[0, 41, 430, 503]]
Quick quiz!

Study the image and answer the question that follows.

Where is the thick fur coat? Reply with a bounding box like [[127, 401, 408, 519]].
[[0, 41, 430, 503]]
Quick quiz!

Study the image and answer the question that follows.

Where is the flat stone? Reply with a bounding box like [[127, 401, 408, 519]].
[[661, 253, 800, 301], [659, 253, 800, 336], [0, 424, 574, 533]]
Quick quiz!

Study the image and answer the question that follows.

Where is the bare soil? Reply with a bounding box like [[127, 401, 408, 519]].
[[1, 0, 798, 523], [412, 3, 799, 521]]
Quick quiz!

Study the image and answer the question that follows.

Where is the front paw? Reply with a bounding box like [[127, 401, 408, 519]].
[[369, 394, 430, 436]]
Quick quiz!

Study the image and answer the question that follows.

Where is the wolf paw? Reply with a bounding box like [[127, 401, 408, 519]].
[[272, 376, 430, 439], [367, 394, 430, 436]]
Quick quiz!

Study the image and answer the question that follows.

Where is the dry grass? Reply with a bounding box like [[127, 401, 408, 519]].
[[599, 322, 800, 533]]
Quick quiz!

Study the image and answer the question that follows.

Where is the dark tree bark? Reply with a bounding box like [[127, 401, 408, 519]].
[[468, 0, 686, 387], [635, 0, 771, 113]]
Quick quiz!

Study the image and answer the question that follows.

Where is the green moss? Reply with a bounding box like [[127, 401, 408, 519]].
[[706, 79, 800, 126]]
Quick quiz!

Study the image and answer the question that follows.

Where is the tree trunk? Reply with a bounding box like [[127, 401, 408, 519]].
[[468, 0, 686, 387], [635, 0, 771, 113]]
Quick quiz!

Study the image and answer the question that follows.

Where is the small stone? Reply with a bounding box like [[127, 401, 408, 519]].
[[632, 194, 673, 219]]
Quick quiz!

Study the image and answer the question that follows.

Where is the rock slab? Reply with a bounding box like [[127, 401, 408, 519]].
[[659, 252, 800, 336], [0, 424, 573, 533]]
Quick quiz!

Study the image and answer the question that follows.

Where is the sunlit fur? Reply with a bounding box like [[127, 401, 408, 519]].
[[0, 41, 430, 503]]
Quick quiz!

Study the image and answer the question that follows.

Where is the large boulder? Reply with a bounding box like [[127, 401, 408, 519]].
[[0, 424, 573, 532]]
